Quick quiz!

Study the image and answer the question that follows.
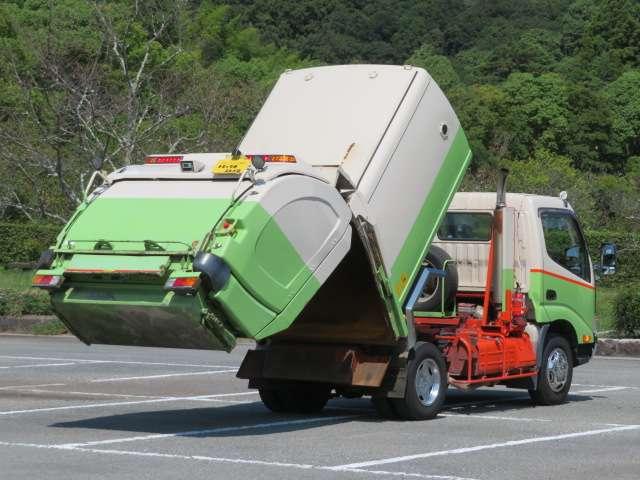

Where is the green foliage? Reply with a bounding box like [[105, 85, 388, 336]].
[[0, 287, 52, 316], [613, 290, 640, 338], [31, 319, 67, 335], [0, 223, 59, 265], [584, 230, 640, 285], [0, 0, 639, 247]]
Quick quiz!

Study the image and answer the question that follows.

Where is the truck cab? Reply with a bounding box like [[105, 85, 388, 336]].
[[433, 191, 596, 367]]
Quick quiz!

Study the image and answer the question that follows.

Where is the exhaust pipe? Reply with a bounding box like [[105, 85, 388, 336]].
[[496, 168, 509, 209]]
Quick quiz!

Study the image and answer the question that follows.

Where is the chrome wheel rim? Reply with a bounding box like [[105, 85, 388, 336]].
[[546, 347, 569, 392], [415, 358, 441, 406]]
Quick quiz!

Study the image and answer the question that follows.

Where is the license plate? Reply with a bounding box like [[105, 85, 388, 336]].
[[213, 157, 250, 175]]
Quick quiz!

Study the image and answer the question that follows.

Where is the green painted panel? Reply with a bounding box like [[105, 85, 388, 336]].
[[529, 271, 595, 343], [388, 128, 472, 335], [255, 272, 321, 340], [210, 201, 311, 313], [62, 198, 233, 251], [501, 267, 515, 311], [213, 274, 276, 337]]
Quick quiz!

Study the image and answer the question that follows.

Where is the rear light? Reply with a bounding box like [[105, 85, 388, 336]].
[[32, 274, 64, 289], [145, 155, 184, 164], [164, 276, 201, 293], [247, 154, 296, 164]]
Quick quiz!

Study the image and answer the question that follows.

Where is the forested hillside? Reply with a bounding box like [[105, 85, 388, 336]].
[[0, 0, 638, 232]]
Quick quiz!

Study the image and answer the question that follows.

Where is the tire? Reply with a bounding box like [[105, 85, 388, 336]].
[[391, 342, 447, 420], [259, 387, 288, 412], [529, 335, 573, 405], [259, 383, 330, 414], [414, 246, 458, 312]]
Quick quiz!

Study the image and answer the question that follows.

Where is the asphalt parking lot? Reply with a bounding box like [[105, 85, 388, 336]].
[[0, 335, 638, 480]]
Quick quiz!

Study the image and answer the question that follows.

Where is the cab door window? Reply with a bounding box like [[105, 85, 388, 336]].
[[540, 210, 591, 282]]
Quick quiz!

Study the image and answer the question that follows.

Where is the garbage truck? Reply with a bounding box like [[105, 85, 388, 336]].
[[33, 65, 599, 419]]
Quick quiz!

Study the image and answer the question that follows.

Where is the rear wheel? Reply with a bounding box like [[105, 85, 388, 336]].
[[529, 335, 573, 405], [259, 382, 330, 414], [391, 342, 447, 420]]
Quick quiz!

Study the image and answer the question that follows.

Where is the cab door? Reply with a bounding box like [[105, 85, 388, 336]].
[[538, 209, 595, 339]]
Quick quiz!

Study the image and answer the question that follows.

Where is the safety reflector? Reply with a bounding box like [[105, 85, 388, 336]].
[[145, 155, 184, 164], [164, 276, 201, 293], [32, 274, 64, 289], [247, 154, 296, 164]]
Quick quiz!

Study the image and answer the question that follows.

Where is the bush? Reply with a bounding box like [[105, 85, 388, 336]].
[[0, 222, 59, 266], [584, 230, 640, 285], [614, 290, 640, 338], [31, 319, 67, 335], [0, 287, 53, 316]]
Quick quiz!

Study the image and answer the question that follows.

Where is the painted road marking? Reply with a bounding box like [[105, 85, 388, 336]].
[[0, 383, 66, 390], [573, 383, 640, 390], [329, 425, 640, 470], [0, 391, 258, 416], [0, 355, 238, 369], [59, 415, 355, 448], [90, 369, 237, 383], [440, 413, 551, 422], [0, 362, 78, 369], [0, 440, 479, 480], [571, 386, 629, 394]]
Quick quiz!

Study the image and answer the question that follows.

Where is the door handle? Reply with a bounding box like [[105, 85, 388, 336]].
[[546, 289, 557, 301]]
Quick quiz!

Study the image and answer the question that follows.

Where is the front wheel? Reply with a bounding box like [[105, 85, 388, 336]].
[[529, 335, 573, 405], [391, 342, 447, 420]]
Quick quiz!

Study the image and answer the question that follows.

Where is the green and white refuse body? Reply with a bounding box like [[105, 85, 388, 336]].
[[35, 65, 472, 352]]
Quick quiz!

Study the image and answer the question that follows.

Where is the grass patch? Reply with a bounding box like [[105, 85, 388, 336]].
[[31, 319, 67, 335], [0, 268, 35, 290]]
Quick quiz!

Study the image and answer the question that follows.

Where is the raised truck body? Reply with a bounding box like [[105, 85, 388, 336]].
[[34, 65, 596, 419]]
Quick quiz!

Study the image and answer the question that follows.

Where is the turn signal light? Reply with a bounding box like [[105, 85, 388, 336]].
[[32, 274, 64, 289], [247, 154, 296, 164], [164, 276, 201, 293]]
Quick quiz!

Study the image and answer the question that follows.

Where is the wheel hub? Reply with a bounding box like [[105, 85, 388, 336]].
[[414, 358, 441, 406], [546, 347, 569, 392]]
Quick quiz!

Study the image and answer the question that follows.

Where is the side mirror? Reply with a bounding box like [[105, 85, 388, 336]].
[[600, 242, 617, 275]]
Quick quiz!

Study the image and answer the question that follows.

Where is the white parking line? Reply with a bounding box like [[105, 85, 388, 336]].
[[0, 355, 238, 369], [90, 369, 237, 383], [0, 440, 479, 480], [329, 425, 640, 470], [0, 391, 258, 416], [573, 383, 640, 390], [0, 362, 78, 369], [571, 386, 629, 394], [0, 383, 66, 390], [440, 413, 550, 422], [59, 415, 355, 448], [25, 389, 162, 399]]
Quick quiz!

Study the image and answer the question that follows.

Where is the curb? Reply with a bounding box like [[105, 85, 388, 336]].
[[595, 338, 640, 357], [0, 315, 59, 334]]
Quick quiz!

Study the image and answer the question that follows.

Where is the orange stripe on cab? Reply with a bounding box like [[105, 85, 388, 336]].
[[530, 268, 594, 290]]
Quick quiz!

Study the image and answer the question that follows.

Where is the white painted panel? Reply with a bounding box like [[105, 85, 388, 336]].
[[238, 65, 417, 182], [432, 240, 490, 291], [256, 175, 352, 273], [363, 82, 461, 269]]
